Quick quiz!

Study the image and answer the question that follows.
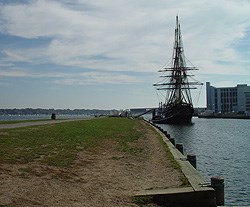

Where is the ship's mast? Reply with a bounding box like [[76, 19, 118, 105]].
[[172, 16, 183, 104], [154, 16, 201, 106]]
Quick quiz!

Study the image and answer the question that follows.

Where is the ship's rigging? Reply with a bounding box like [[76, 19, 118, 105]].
[[153, 16, 202, 108], [152, 16, 203, 124]]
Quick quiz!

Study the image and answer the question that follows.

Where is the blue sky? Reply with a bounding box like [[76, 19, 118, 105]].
[[0, 0, 250, 109]]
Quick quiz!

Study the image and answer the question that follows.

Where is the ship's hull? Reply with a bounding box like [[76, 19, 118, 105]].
[[152, 104, 194, 124]]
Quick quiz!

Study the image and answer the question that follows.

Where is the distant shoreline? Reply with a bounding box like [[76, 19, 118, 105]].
[[0, 108, 112, 115]]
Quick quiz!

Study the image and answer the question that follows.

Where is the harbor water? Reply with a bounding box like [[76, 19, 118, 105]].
[[155, 117, 249, 206]]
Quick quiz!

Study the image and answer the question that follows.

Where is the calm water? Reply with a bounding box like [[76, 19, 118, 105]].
[[155, 117, 249, 206]]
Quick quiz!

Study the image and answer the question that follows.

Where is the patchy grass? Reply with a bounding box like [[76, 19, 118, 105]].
[[18, 166, 45, 178], [156, 133, 181, 170], [180, 175, 190, 187], [154, 128, 190, 187], [0, 117, 188, 187], [0, 117, 142, 167], [133, 195, 154, 205]]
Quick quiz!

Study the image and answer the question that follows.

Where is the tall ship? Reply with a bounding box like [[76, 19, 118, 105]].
[[152, 16, 202, 124]]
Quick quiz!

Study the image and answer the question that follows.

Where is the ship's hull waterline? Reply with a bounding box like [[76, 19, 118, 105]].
[[151, 104, 194, 124]]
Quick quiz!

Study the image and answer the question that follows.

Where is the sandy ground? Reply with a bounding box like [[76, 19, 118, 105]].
[[0, 120, 183, 207]]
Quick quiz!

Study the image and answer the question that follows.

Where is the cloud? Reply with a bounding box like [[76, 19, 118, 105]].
[[53, 72, 141, 85], [0, 0, 250, 79], [0, 67, 62, 78], [0, 67, 141, 85], [2, 47, 49, 64], [179, 1, 250, 70], [0, 0, 86, 38], [1, 0, 250, 109]]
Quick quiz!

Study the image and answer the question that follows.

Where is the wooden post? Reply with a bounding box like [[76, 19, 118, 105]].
[[176, 143, 184, 154], [51, 113, 56, 120], [187, 154, 196, 169], [152, 109, 156, 119], [211, 176, 224, 206], [163, 131, 170, 139], [169, 138, 175, 145]]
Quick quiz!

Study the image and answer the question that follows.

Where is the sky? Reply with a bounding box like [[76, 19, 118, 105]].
[[0, 0, 250, 110]]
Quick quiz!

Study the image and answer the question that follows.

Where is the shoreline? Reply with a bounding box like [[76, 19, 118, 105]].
[[134, 120, 217, 207]]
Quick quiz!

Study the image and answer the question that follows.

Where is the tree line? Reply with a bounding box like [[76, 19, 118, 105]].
[[0, 108, 113, 115]]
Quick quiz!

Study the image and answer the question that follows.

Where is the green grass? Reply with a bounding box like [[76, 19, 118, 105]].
[[155, 132, 180, 170], [0, 117, 142, 167], [0, 117, 188, 187], [133, 195, 154, 205]]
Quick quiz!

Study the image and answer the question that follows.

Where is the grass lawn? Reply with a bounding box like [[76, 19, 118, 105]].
[[0, 117, 188, 207], [0, 117, 143, 167]]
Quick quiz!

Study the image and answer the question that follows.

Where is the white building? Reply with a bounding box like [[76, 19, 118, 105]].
[[206, 82, 250, 115]]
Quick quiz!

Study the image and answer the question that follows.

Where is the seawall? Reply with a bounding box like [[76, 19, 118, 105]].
[[134, 120, 217, 207]]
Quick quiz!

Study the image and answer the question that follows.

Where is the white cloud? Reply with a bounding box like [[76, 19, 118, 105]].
[[180, 1, 250, 69], [0, 67, 141, 85], [0, 0, 86, 38], [0, 0, 250, 79], [53, 71, 141, 85], [0, 68, 62, 78]]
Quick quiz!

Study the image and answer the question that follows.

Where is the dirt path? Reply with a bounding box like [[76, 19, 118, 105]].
[[0, 120, 183, 207]]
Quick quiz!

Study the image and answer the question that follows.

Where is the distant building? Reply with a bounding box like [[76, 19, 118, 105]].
[[206, 82, 250, 115], [109, 110, 119, 116]]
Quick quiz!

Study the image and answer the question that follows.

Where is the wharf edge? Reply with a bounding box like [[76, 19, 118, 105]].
[[134, 119, 217, 207]]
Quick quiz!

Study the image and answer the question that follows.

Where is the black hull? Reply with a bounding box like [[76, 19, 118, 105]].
[[152, 104, 194, 124]]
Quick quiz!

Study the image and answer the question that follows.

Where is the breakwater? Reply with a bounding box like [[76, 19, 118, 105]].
[[151, 117, 250, 206]]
